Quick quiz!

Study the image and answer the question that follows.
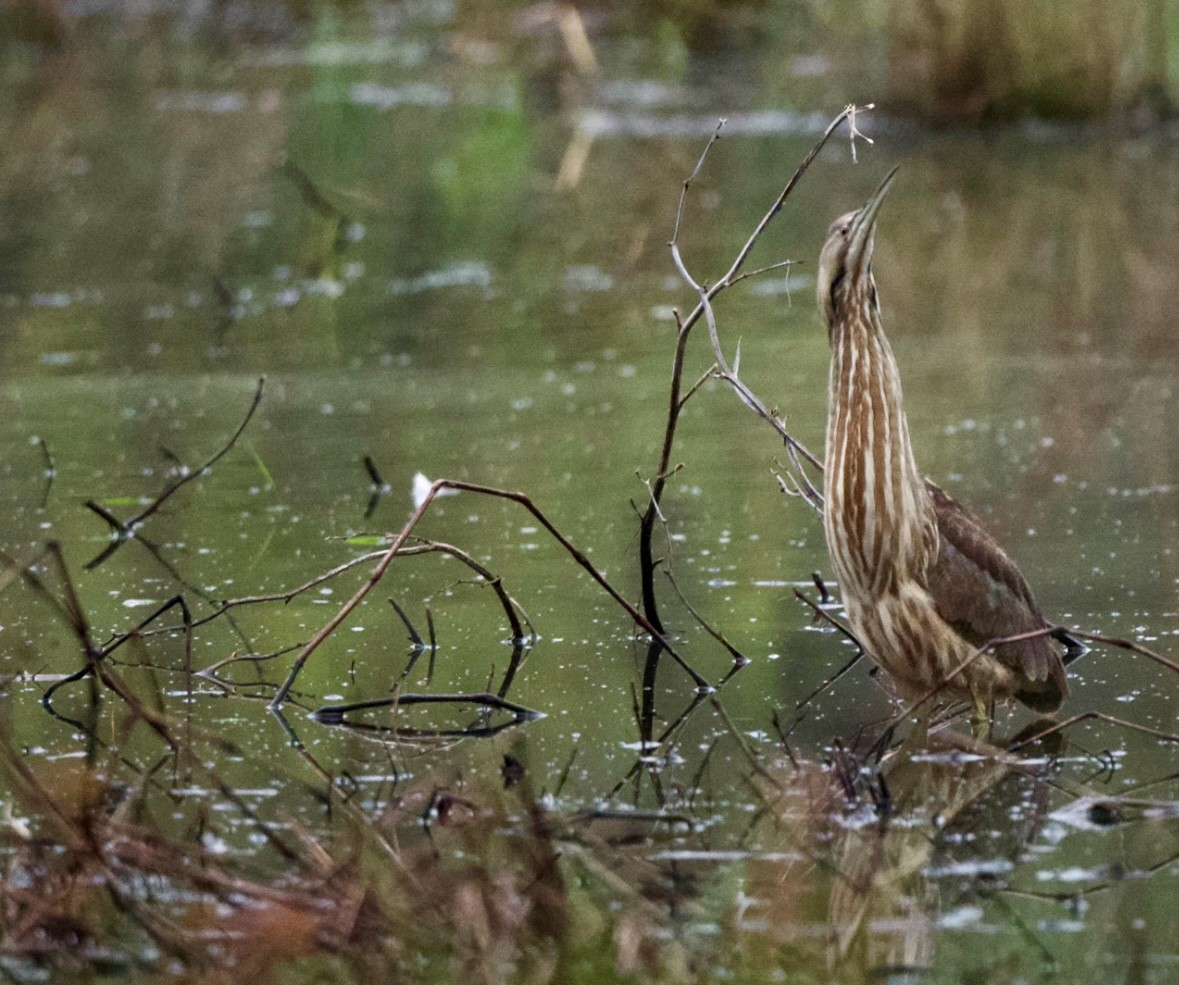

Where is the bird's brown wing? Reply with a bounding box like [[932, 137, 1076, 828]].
[[924, 480, 1067, 711]]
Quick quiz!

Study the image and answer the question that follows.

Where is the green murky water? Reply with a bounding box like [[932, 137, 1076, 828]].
[[1, 5, 1178, 982]]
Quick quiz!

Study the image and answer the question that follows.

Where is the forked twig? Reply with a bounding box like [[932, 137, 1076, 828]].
[[637, 107, 867, 635], [678, 108, 875, 469]]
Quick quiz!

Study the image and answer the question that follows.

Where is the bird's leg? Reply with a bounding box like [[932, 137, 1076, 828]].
[[969, 686, 993, 741]]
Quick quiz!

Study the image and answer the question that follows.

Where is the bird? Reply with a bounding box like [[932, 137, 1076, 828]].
[[814, 168, 1072, 727]]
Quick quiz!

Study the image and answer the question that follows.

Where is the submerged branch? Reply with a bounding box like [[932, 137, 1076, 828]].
[[312, 691, 544, 725]]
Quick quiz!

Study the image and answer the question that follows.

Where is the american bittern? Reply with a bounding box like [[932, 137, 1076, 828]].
[[816, 169, 1069, 722]]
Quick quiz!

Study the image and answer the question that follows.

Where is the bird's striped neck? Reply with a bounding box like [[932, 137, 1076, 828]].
[[824, 287, 934, 597]]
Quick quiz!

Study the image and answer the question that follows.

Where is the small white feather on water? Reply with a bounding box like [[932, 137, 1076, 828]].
[[412, 472, 458, 509]]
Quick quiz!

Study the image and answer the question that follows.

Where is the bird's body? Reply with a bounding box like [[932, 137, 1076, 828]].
[[816, 171, 1068, 717]]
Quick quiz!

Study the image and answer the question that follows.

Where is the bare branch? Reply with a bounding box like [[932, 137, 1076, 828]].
[[1008, 711, 1179, 751], [727, 258, 801, 288], [846, 102, 876, 163], [671, 118, 726, 245], [137, 550, 390, 638], [635, 106, 865, 665], [1066, 628, 1179, 676]]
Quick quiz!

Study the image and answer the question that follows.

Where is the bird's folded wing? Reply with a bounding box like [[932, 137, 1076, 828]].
[[924, 480, 1065, 696]]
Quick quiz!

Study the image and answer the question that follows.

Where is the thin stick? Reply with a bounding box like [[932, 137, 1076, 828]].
[[671, 119, 728, 243], [727, 258, 800, 287], [1006, 847, 1179, 903], [388, 597, 425, 648], [495, 641, 532, 698], [769, 708, 799, 769], [635, 109, 864, 636], [128, 378, 265, 529], [609, 675, 712, 798], [1007, 711, 1179, 751], [281, 157, 350, 221], [34, 435, 55, 508], [794, 587, 862, 648], [363, 454, 387, 488], [137, 550, 389, 637], [670, 104, 866, 355], [196, 641, 304, 684], [43, 594, 193, 703], [1065, 628, 1179, 676], [793, 655, 865, 718], [784, 442, 825, 510], [664, 569, 749, 665], [425, 609, 437, 683], [637, 311, 696, 635], [84, 379, 265, 568], [709, 696, 782, 788], [665, 109, 873, 490]]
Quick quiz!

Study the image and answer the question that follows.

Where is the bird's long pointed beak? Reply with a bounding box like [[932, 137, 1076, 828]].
[[846, 166, 899, 275]]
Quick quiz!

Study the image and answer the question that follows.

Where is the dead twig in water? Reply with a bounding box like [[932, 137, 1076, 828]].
[[1064, 627, 1179, 675], [33, 435, 56, 509], [138, 549, 389, 639], [663, 569, 749, 667], [269, 478, 710, 709], [84, 378, 265, 569], [1007, 711, 1179, 752], [389, 597, 427, 650], [395, 539, 536, 643], [363, 454, 392, 519], [791, 589, 867, 713]]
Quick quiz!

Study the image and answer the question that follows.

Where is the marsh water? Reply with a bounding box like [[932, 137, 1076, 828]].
[[2, 5, 1179, 983]]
